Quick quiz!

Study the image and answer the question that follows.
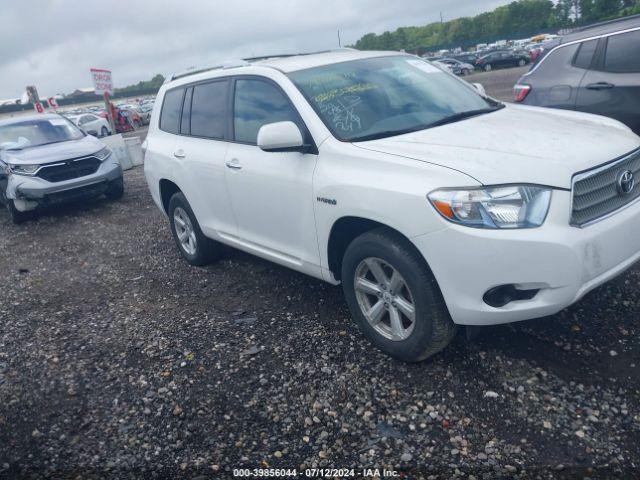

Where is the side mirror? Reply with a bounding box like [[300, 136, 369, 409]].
[[257, 121, 305, 153], [473, 83, 487, 96]]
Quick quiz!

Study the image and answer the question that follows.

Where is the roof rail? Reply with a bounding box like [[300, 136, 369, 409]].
[[165, 48, 359, 83], [567, 13, 640, 34], [166, 59, 250, 82], [243, 47, 357, 63]]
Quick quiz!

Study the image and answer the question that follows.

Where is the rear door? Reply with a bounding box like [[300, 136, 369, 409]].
[[576, 29, 640, 134], [174, 79, 237, 238]]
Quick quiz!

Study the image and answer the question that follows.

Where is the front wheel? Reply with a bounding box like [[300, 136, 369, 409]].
[[341, 228, 457, 362], [6, 200, 33, 224], [101, 126, 109, 137], [462, 68, 471, 76], [168, 192, 222, 266], [484, 63, 492, 72], [104, 177, 124, 200], [517, 59, 526, 67]]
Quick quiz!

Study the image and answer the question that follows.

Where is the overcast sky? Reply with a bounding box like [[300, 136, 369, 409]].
[[0, 0, 511, 99]]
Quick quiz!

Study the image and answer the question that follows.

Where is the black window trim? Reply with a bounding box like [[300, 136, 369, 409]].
[[229, 74, 317, 153], [158, 86, 186, 135], [187, 78, 230, 141], [159, 74, 316, 153], [571, 38, 599, 70]]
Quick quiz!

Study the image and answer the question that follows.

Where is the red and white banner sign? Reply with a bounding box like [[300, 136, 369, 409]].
[[48, 97, 59, 108], [33, 102, 44, 114], [90, 68, 113, 95]]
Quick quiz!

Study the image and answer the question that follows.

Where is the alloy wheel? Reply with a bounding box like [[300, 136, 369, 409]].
[[354, 257, 416, 341], [173, 207, 197, 256]]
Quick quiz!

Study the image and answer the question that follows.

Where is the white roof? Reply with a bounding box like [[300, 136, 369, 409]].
[[255, 49, 403, 73]]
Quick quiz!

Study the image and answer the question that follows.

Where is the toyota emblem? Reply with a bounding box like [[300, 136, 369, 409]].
[[617, 170, 635, 196]]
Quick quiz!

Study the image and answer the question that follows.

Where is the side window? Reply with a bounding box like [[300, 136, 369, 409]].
[[180, 87, 192, 135], [233, 79, 299, 144], [190, 81, 227, 139], [573, 39, 598, 69], [159, 88, 184, 134], [535, 43, 579, 74], [604, 30, 640, 73]]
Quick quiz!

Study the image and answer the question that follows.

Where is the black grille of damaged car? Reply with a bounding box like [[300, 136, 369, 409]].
[[36, 156, 101, 183], [571, 149, 640, 227]]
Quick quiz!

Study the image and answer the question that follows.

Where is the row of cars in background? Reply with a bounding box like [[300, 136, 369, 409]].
[[59, 97, 155, 137], [431, 48, 532, 75]]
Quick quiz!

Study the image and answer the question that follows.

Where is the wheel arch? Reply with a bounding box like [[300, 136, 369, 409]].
[[327, 216, 425, 281], [159, 178, 181, 215]]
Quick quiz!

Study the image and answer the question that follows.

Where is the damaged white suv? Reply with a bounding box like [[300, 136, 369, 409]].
[[144, 50, 640, 362]]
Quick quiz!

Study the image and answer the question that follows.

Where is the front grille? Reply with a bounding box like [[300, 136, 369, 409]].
[[36, 156, 101, 183], [571, 149, 640, 227]]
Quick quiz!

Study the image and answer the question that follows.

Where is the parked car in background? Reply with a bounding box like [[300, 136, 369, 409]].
[[476, 50, 530, 71], [515, 15, 640, 134], [453, 52, 478, 65], [433, 60, 455, 74], [145, 50, 640, 362], [67, 113, 112, 137], [0, 114, 123, 224], [436, 58, 476, 76], [119, 108, 143, 128]]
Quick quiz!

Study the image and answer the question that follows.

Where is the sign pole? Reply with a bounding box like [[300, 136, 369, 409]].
[[104, 91, 116, 133]]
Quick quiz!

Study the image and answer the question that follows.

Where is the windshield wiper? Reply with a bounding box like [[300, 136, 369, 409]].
[[425, 104, 505, 129], [350, 125, 432, 143], [349, 104, 505, 143]]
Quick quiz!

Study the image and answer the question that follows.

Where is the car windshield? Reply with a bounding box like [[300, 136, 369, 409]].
[[0, 117, 84, 150], [288, 55, 501, 142]]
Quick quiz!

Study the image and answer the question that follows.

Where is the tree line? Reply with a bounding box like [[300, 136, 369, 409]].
[[353, 0, 640, 52]]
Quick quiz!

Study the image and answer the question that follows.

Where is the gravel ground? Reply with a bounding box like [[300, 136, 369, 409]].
[[1, 76, 640, 479]]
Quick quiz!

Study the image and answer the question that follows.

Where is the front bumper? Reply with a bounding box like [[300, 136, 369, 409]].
[[416, 190, 640, 326], [6, 156, 122, 211]]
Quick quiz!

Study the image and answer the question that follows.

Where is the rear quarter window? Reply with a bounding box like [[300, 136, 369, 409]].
[[159, 88, 184, 134], [573, 39, 598, 69], [533, 43, 579, 75]]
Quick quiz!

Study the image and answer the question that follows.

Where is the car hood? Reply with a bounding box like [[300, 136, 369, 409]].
[[353, 104, 640, 189], [0, 135, 104, 165]]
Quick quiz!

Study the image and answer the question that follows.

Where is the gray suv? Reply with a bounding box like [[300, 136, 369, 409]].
[[0, 114, 124, 224], [514, 15, 640, 134]]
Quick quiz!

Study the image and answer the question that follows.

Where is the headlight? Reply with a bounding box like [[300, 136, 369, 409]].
[[428, 185, 552, 229], [94, 147, 112, 161], [8, 164, 39, 176]]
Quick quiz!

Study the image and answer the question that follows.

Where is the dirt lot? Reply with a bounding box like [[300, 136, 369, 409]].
[[1, 68, 640, 479], [467, 65, 529, 101]]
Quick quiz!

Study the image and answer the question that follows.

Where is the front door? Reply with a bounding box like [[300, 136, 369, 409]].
[[224, 77, 320, 272]]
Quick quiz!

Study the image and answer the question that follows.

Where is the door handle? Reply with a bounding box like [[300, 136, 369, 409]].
[[225, 159, 242, 170], [173, 149, 186, 159], [586, 82, 615, 90]]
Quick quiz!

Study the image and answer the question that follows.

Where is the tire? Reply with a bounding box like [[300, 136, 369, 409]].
[[168, 192, 221, 266], [341, 228, 457, 362], [7, 200, 33, 225], [104, 177, 124, 200], [462, 68, 471, 76], [484, 64, 492, 72], [133, 120, 140, 129], [101, 126, 109, 137], [517, 59, 526, 67]]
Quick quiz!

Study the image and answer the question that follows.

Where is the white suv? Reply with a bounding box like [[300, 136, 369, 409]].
[[144, 50, 640, 362]]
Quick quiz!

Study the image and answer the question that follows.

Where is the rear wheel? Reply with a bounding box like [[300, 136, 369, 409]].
[[484, 63, 492, 72], [341, 228, 457, 362], [462, 68, 471, 76], [6, 200, 33, 225], [168, 192, 222, 266], [101, 126, 109, 137], [517, 59, 526, 67]]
